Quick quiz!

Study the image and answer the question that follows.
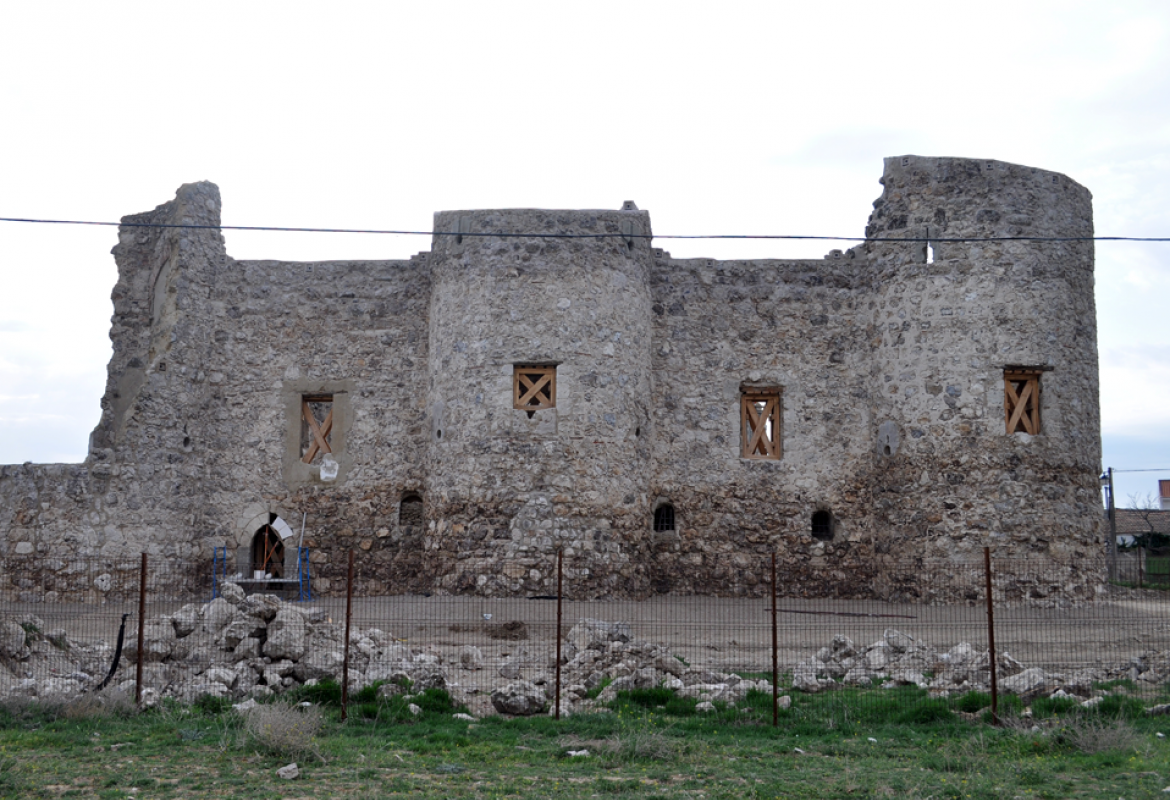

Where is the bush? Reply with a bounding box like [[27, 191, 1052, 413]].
[[242, 702, 325, 761], [194, 694, 233, 717], [1091, 694, 1144, 719], [1060, 718, 1139, 755], [292, 679, 343, 706], [1032, 696, 1081, 718], [614, 688, 674, 709], [895, 699, 953, 725], [955, 691, 992, 713]]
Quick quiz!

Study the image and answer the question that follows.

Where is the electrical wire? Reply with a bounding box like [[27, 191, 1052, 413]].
[[0, 216, 1167, 243]]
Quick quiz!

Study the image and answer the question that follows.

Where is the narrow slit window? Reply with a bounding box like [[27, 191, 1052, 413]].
[[741, 389, 781, 460], [1004, 371, 1041, 434], [653, 504, 676, 532], [300, 394, 334, 463], [513, 365, 556, 418], [811, 510, 833, 541]]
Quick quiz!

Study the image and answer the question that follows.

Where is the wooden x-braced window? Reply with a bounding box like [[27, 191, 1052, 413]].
[[1004, 371, 1041, 435], [300, 394, 334, 463], [513, 365, 556, 417], [741, 390, 781, 460]]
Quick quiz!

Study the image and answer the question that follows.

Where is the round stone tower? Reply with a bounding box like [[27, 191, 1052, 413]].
[[424, 205, 655, 595], [864, 156, 1101, 579]]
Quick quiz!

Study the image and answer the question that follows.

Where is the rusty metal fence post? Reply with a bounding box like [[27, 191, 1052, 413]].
[[983, 547, 999, 726], [135, 552, 147, 706], [555, 549, 563, 721], [771, 552, 779, 728], [341, 549, 355, 721]]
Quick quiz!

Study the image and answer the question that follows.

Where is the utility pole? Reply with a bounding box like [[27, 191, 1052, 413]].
[[1103, 468, 1118, 583]]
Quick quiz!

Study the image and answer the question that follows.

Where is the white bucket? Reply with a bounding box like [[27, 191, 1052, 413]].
[[253, 570, 266, 579]]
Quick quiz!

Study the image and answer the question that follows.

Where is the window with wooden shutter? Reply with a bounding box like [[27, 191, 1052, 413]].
[[741, 388, 781, 460], [300, 394, 334, 463], [1004, 371, 1041, 434], [513, 365, 556, 418]]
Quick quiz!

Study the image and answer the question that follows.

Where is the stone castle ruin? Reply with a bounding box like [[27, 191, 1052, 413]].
[[0, 156, 1104, 600]]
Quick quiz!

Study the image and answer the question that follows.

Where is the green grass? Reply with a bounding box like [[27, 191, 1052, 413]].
[[0, 686, 1165, 798]]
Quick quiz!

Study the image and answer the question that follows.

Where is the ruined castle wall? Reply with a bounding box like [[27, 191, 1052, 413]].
[[862, 157, 1101, 596], [196, 255, 432, 592], [1, 183, 226, 583], [644, 254, 879, 593], [422, 209, 655, 596], [0, 156, 1106, 602]]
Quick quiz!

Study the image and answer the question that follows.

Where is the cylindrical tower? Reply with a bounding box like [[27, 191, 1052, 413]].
[[424, 206, 655, 595], [863, 156, 1101, 593]]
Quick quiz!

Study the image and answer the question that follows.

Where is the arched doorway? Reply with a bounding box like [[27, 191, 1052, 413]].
[[251, 524, 285, 578]]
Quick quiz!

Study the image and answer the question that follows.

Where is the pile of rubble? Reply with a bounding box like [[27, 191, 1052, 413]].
[[0, 583, 472, 706], [793, 628, 1109, 704], [1, 593, 1162, 717], [0, 615, 112, 698], [491, 618, 776, 717]]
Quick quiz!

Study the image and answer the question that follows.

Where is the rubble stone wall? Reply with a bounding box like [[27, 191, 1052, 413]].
[[0, 156, 1104, 601]]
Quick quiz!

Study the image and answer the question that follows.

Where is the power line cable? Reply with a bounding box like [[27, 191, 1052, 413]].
[[0, 216, 1167, 242]]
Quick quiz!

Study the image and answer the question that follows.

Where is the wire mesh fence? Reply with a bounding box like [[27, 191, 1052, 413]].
[[0, 550, 1166, 724]]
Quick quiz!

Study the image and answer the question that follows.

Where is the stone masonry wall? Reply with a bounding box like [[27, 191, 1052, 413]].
[[862, 158, 1101, 599], [0, 156, 1105, 602]]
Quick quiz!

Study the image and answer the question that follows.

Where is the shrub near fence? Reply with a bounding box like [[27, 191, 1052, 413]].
[[0, 550, 1167, 726]]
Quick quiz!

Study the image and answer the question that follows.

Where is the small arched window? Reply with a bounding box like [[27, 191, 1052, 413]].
[[653, 504, 676, 532], [811, 510, 833, 541], [399, 493, 424, 526]]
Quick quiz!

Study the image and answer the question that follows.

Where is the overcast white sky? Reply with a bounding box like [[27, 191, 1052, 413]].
[[1, 1, 1167, 504]]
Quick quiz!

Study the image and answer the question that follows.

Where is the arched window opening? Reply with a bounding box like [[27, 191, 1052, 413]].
[[400, 493, 424, 526], [251, 524, 285, 578], [653, 504, 676, 532], [811, 510, 833, 542]]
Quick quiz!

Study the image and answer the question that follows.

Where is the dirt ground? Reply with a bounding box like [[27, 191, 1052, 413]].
[[16, 590, 1170, 700]]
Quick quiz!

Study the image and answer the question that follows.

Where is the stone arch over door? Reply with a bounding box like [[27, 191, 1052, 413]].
[[234, 504, 299, 580]]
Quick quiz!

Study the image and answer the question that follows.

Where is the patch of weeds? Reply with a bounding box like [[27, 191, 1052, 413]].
[[242, 701, 325, 762], [1032, 695, 1081, 718], [614, 688, 674, 709], [1092, 693, 1145, 719], [895, 698, 953, 725], [1059, 717, 1139, 755], [61, 691, 137, 721], [193, 693, 233, 717], [739, 688, 780, 715], [674, 654, 689, 667], [661, 694, 699, 716], [978, 694, 1024, 723], [0, 757, 26, 795], [597, 726, 677, 765], [18, 622, 41, 650], [355, 701, 381, 720], [353, 681, 388, 704], [413, 687, 460, 714], [351, 687, 463, 724], [0, 697, 40, 727], [290, 679, 342, 706], [1092, 678, 1137, 693], [597, 777, 643, 793], [955, 691, 992, 713], [584, 677, 613, 701]]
